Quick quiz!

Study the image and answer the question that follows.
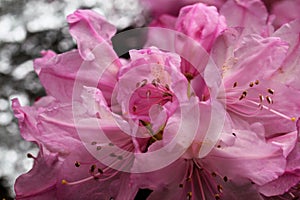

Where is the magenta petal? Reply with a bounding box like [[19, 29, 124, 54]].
[[259, 173, 300, 197], [67, 9, 116, 61], [205, 129, 286, 185], [56, 144, 138, 200], [12, 97, 81, 155], [223, 35, 288, 86], [273, 19, 300, 90], [220, 0, 268, 36], [15, 149, 61, 200], [271, 0, 300, 28], [34, 50, 84, 102]]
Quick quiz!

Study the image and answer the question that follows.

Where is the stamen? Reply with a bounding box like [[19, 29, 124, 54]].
[[140, 79, 147, 87], [98, 168, 103, 174], [108, 143, 114, 146], [239, 91, 247, 100], [91, 141, 97, 145], [255, 80, 259, 85], [249, 82, 254, 87], [247, 99, 296, 122], [152, 79, 158, 86], [268, 88, 274, 95], [215, 194, 221, 200], [117, 155, 123, 160], [75, 161, 80, 167], [187, 192, 192, 200], [266, 96, 273, 104], [165, 84, 170, 90], [110, 153, 117, 157], [90, 164, 96, 173], [26, 153, 36, 159], [259, 94, 264, 102], [223, 176, 228, 182], [233, 82, 238, 88], [217, 185, 223, 193]]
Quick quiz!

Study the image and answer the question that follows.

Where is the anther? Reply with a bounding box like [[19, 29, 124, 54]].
[[117, 155, 123, 160], [239, 91, 247, 100], [61, 179, 68, 185], [185, 73, 194, 82], [90, 164, 96, 173], [217, 145, 221, 148], [108, 143, 114, 146], [179, 183, 184, 188], [211, 172, 217, 177], [98, 168, 103, 174], [96, 146, 102, 151], [165, 84, 170, 90], [249, 82, 254, 87], [26, 153, 35, 159], [133, 105, 137, 112], [110, 153, 117, 157], [223, 176, 228, 182], [152, 79, 158, 87], [215, 194, 220, 200], [266, 96, 273, 104], [291, 117, 296, 122], [162, 92, 172, 97], [268, 88, 274, 95], [259, 94, 264, 102], [75, 161, 80, 167], [140, 79, 147, 87], [255, 80, 259, 85], [217, 185, 223, 193], [91, 141, 97, 145], [232, 133, 236, 137], [233, 82, 238, 88], [187, 192, 192, 199]]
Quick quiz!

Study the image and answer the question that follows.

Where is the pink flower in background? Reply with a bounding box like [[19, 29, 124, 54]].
[[12, 1, 300, 200], [140, 0, 226, 17]]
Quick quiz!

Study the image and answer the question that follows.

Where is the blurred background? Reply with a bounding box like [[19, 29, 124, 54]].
[[0, 0, 146, 198]]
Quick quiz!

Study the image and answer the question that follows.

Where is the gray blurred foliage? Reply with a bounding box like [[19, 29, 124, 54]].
[[0, 0, 145, 198]]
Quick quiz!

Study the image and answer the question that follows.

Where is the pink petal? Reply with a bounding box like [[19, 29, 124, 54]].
[[204, 129, 286, 185], [15, 149, 61, 200], [273, 19, 300, 90], [223, 35, 288, 86], [67, 10, 116, 61], [259, 173, 300, 197], [271, 0, 300, 28], [220, 0, 269, 36], [34, 50, 84, 102]]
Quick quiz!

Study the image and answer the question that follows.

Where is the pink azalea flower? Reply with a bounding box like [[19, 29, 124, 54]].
[[268, 0, 300, 28], [13, 9, 206, 199], [12, 1, 300, 199]]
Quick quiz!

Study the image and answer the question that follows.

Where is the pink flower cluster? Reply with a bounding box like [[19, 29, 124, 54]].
[[13, 0, 300, 199]]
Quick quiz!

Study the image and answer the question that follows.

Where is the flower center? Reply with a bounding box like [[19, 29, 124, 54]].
[[129, 79, 174, 122]]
